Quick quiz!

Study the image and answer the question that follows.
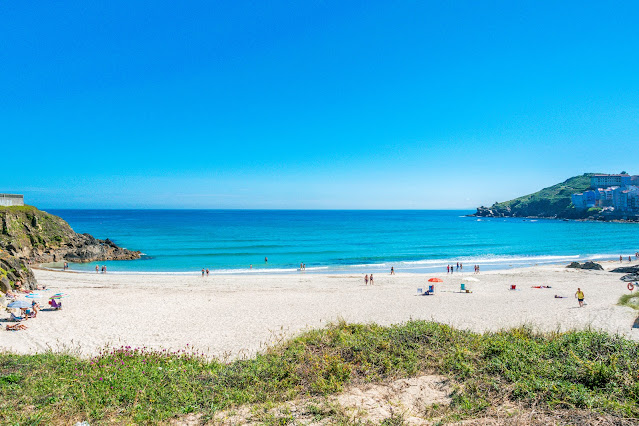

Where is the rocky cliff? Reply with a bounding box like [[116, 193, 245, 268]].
[[474, 174, 594, 219], [0, 206, 141, 290], [0, 250, 37, 294]]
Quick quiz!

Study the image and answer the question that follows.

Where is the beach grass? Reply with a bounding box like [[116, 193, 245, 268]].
[[1, 320, 638, 424], [619, 293, 639, 310]]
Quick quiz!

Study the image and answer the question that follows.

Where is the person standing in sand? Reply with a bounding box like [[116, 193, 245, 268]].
[[369, 274, 374, 285], [575, 288, 585, 308], [390, 266, 394, 275], [364, 274, 369, 285], [95, 265, 99, 273], [201, 268, 205, 277]]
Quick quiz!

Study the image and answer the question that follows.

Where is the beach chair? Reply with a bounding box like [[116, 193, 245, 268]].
[[10, 312, 24, 322], [49, 299, 62, 310], [417, 288, 423, 295], [460, 283, 466, 291]]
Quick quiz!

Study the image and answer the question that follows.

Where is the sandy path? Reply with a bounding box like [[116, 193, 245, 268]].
[[1, 262, 638, 358]]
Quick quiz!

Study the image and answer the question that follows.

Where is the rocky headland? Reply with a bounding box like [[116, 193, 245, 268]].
[[473, 174, 593, 219], [0, 205, 140, 291]]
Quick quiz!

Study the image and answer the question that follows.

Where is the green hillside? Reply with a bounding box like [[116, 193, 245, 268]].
[[475, 174, 595, 218]]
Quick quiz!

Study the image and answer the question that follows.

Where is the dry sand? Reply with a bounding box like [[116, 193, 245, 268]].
[[2, 262, 638, 358]]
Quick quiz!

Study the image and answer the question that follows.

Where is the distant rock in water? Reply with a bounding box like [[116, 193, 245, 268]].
[[0, 205, 141, 265], [566, 261, 603, 270]]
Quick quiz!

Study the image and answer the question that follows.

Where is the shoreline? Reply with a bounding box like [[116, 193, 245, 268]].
[[36, 253, 638, 276], [470, 214, 639, 223], [2, 261, 638, 359]]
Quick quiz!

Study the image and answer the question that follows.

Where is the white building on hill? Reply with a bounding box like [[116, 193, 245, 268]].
[[0, 194, 24, 206], [590, 174, 633, 188]]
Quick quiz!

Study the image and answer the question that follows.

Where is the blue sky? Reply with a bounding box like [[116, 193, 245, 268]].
[[2, 1, 638, 209]]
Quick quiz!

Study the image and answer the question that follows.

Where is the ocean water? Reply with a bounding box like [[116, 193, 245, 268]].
[[47, 210, 639, 275]]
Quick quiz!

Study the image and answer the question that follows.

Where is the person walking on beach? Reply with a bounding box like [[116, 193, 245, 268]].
[[575, 288, 585, 307], [447, 265, 450, 274], [95, 265, 99, 273], [201, 268, 205, 277], [364, 274, 369, 285], [460, 262, 463, 270], [620, 255, 623, 262], [390, 266, 395, 275], [370, 274, 374, 285], [206, 268, 209, 277], [456, 262, 459, 270]]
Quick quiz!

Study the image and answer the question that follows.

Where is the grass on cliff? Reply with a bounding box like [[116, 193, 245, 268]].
[[1, 321, 638, 425], [489, 173, 595, 217]]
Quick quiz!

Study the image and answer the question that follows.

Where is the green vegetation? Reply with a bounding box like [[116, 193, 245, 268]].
[[0, 205, 74, 253], [481, 173, 595, 218], [619, 293, 639, 310], [1, 320, 638, 424]]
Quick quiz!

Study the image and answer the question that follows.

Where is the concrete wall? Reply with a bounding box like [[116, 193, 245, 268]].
[[0, 194, 24, 207]]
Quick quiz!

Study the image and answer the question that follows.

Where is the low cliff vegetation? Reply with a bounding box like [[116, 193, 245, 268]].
[[474, 174, 594, 218]]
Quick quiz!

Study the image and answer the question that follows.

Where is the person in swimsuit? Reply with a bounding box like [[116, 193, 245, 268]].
[[369, 274, 374, 285], [575, 288, 585, 308], [364, 274, 369, 285]]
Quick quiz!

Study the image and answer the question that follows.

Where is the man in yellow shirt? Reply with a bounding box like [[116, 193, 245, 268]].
[[575, 288, 585, 308]]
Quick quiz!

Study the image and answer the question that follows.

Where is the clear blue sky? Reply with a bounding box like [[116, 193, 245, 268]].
[[2, 1, 638, 209]]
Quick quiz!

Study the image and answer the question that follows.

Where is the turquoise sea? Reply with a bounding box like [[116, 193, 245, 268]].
[[48, 210, 638, 275]]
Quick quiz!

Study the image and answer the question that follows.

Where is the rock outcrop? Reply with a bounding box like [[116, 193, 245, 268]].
[[610, 265, 639, 274], [0, 250, 37, 293], [620, 273, 639, 282], [566, 261, 604, 270], [0, 206, 141, 264]]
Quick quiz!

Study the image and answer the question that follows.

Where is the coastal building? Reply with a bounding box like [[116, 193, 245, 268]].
[[572, 184, 639, 214], [590, 174, 632, 188], [0, 194, 24, 207]]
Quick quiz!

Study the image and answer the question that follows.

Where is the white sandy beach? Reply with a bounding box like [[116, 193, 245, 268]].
[[2, 262, 638, 359]]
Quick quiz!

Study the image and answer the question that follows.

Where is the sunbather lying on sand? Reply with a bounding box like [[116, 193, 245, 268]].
[[531, 285, 552, 289], [554, 295, 566, 298], [6, 323, 27, 331]]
